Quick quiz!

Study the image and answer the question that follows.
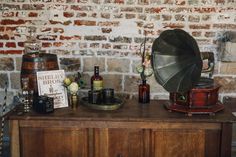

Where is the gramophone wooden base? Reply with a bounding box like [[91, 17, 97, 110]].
[[165, 101, 224, 116]]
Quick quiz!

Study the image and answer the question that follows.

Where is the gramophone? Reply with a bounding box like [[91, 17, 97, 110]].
[[151, 29, 224, 116]]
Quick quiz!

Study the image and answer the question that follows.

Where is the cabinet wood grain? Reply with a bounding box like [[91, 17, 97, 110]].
[[8, 99, 236, 157]]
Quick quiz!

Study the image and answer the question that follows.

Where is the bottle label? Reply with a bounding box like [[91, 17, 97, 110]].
[[93, 80, 103, 90]]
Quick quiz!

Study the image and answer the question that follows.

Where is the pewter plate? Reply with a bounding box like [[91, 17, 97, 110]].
[[80, 97, 123, 111]]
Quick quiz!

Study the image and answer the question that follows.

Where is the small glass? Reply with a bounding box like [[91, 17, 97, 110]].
[[102, 88, 114, 104], [88, 90, 102, 104]]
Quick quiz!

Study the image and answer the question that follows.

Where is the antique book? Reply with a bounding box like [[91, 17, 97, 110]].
[[36, 70, 68, 108]]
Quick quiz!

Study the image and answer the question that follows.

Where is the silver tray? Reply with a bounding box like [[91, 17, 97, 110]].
[[80, 97, 123, 111]]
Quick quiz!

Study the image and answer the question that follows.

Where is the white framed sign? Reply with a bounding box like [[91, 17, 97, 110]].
[[37, 70, 68, 108]]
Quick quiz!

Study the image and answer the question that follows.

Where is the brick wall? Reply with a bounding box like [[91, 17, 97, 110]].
[[0, 0, 236, 109]]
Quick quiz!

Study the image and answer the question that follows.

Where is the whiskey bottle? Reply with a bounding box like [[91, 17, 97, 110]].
[[139, 80, 150, 103], [91, 66, 103, 91], [24, 26, 41, 54]]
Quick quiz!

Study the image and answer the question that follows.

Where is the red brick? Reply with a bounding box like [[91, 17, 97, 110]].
[[91, 13, 98, 18], [90, 13, 97, 18], [0, 27, 4, 32], [215, 0, 224, 4], [202, 15, 211, 21], [97, 21, 119, 27], [102, 43, 112, 49], [188, 15, 200, 22], [55, 0, 66, 2], [49, 20, 62, 25], [196, 39, 211, 44], [205, 32, 216, 38], [163, 23, 185, 29], [60, 35, 81, 40], [90, 43, 100, 48], [125, 14, 136, 19], [53, 28, 64, 33], [42, 42, 52, 47], [115, 0, 124, 3], [164, 0, 174, 4], [101, 13, 110, 19], [28, 12, 38, 17], [101, 28, 112, 33], [189, 24, 210, 29], [53, 42, 64, 47], [71, 5, 82, 10], [169, 7, 191, 13], [5, 42, 16, 48], [74, 20, 96, 26], [64, 21, 72, 25], [41, 27, 51, 32], [64, 12, 74, 18], [18, 42, 24, 47], [175, 14, 185, 21], [144, 30, 157, 36], [0, 50, 23, 54], [85, 35, 106, 41], [162, 15, 172, 21], [138, 0, 149, 4], [6, 27, 16, 31], [0, 35, 10, 40], [175, 0, 186, 5], [0, 43, 3, 47], [213, 24, 236, 29], [144, 23, 154, 29], [2, 11, 14, 17], [218, 7, 234, 13], [22, 4, 45, 10], [60, 36, 73, 40], [76, 12, 87, 17], [49, 20, 72, 26], [194, 7, 216, 13], [146, 7, 166, 13], [121, 7, 143, 13], [38, 35, 57, 41], [1, 19, 25, 25], [192, 31, 202, 37]]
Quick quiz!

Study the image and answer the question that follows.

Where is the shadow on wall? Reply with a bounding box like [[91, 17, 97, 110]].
[[218, 31, 236, 62]]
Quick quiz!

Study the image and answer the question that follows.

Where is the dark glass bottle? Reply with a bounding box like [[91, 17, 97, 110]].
[[91, 66, 103, 90], [139, 80, 150, 103]]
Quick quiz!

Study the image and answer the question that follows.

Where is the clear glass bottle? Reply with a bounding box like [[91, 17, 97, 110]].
[[139, 80, 150, 103], [24, 26, 41, 54], [91, 66, 103, 91]]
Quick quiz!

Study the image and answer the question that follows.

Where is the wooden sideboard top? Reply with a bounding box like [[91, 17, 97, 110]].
[[8, 99, 236, 123]]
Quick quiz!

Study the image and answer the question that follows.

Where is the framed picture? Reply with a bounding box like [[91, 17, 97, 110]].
[[37, 70, 68, 108]]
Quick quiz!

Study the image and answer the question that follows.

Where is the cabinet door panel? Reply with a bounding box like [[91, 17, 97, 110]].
[[94, 128, 145, 157], [151, 129, 205, 157], [20, 127, 89, 157]]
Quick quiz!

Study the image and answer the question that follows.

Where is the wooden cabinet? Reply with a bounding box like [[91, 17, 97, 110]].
[[9, 99, 236, 157], [94, 128, 145, 157], [20, 127, 88, 157]]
